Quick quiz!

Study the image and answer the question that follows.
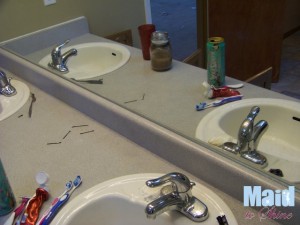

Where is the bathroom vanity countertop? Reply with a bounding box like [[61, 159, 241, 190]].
[[0, 72, 282, 225]]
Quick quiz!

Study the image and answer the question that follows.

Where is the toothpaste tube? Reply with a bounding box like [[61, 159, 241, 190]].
[[207, 86, 241, 98], [203, 81, 241, 99]]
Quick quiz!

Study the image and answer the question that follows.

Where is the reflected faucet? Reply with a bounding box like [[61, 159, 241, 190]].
[[145, 172, 208, 222], [48, 39, 77, 73], [235, 106, 268, 165], [0, 70, 16, 97]]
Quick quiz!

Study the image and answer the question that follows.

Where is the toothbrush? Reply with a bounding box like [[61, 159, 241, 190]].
[[196, 95, 243, 111], [37, 181, 73, 225], [10, 197, 30, 225], [40, 176, 82, 225], [14, 197, 30, 218]]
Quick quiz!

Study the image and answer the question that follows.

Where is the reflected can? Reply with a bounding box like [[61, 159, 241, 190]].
[[0, 160, 16, 216], [207, 37, 225, 87]]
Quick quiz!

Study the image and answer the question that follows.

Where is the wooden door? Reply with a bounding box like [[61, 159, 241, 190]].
[[208, 0, 286, 82]]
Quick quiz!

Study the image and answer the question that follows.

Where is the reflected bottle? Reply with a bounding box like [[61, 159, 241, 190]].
[[150, 31, 172, 71], [0, 159, 16, 216]]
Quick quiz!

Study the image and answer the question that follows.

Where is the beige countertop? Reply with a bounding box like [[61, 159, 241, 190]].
[[0, 72, 283, 225]]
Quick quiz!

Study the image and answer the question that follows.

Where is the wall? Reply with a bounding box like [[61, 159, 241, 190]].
[[0, 0, 146, 47], [283, 0, 300, 34]]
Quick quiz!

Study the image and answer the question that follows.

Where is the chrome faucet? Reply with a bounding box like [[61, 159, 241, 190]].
[[0, 70, 17, 97], [145, 172, 208, 222], [48, 40, 77, 73], [237, 106, 268, 165]]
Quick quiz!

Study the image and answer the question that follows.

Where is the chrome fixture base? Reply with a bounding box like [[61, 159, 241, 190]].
[[48, 62, 69, 73]]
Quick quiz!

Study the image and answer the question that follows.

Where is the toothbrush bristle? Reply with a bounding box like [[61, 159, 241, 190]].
[[73, 175, 82, 187], [66, 181, 73, 189], [196, 103, 206, 111]]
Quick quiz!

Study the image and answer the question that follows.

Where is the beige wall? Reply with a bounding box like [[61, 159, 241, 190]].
[[0, 0, 146, 47], [283, 0, 300, 33]]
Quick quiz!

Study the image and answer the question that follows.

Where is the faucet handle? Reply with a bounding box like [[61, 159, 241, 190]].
[[56, 39, 70, 49], [52, 39, 70, 55], [146, 172, 194, 193], [247, 106, 260, 120], [237, 106, 261, 149]]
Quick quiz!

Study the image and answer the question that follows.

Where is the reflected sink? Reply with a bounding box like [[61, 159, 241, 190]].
[[0, 80, 30, 121], [196, 98, 300, 183], [51, 174, 237, 225], [39, 42, 130, 80]]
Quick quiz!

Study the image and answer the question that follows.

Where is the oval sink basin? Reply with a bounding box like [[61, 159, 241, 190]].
[[196, 98, 300, 182], [0, 80, 30, 121], [39, 42, 130, 80], [51, 174, 237, 225]]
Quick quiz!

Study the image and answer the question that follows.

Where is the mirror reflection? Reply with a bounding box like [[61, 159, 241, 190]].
[[1, 0, 300, 189]]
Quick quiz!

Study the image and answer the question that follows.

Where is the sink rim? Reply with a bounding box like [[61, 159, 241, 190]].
[[39, 42, 131, 80], [196, 98, 300, 141], [0, 79, 30, 121], [51, 173, 238, 225]]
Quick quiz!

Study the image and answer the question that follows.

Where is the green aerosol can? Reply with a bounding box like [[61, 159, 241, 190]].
[[207, 37, 225, 87], [0, 160, 15, 216]]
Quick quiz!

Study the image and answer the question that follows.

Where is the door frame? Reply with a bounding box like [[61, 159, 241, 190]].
[[144, 0, 208, 66]]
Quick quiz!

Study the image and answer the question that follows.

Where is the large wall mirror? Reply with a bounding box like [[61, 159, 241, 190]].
[[1, 0, 300, 190]]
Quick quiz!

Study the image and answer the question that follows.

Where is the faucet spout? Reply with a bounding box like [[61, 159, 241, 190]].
[[252, 120, 268, 143], [145, 192, 184, 219], [61, 48, 77, 65]]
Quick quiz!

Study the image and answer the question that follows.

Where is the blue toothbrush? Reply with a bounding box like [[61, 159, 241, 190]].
[[41, 176, 82, 225], [196, 95, 243, 111], [38, 181, 73, 225]]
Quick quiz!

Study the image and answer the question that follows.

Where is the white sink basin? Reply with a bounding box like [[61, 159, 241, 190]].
[[39, 42, 130, 80], [0, 80, 30, 121], [51, 174, 237, 225], [196, 98, 300, 182]]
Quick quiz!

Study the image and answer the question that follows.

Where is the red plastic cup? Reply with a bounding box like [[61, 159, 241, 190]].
[[138, 24, 156, 60]]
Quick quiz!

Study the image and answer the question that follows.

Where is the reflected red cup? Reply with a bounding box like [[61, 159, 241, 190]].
[[138, 24, 156, 60]]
